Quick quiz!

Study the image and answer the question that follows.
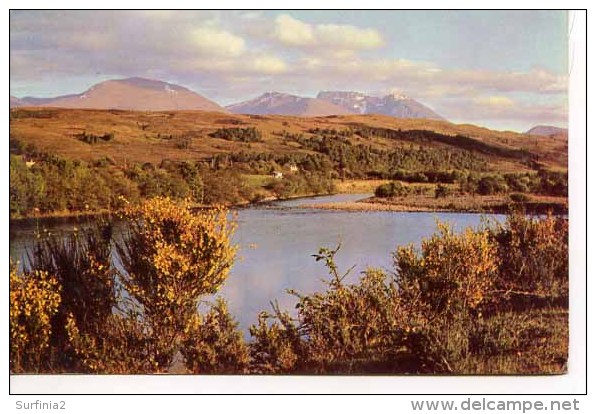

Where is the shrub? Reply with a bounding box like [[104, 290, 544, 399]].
[[492, 212, 568, 299], [65, 313, 155, 374], [435, 184, 451, 198], [116, 197, 237, 371], [77, 131, 115, 144], [249, 245, 446, 374], [537, 170, 568, 196], [510, 193, 531, 203], [294, 268, 412, 373], [10, 265, 61, 373], [394, 223, 499, 317], [26, 221, 115, 371], [374, 181, 408, 198], [477, 176, 508, 195], [249, 307, 303, 374], [209, 127, 262, 143], [181, 298, 250, 374], [504, 173, 531, 193]]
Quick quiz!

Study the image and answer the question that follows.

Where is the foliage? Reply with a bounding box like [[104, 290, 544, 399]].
[[11, 208, 567, 374], [116, 197, 237, 370], [10, 154, 135, 216], [77, 131, 114, 144], [264, 172, 335, 199], [292, 269, 414, 373], [200, 168, 253, 205], [537, 170, 568, 196], [509, 193, 531, 203], [492, 212, 568, 299], [65, 313, 155, 374], [26, 220, 116, 371], [10, 265, 61, 373], [354, 127, 534, 160], [395, 224, 499, 317], [181, 298, 250, 374], [249, 307, 303, 374], [374, 181, 408, 198], [477, 176, 509, 195], [288, 131, 488, 179], [434, 184, 451, 198], [209, 127, 263, 143]]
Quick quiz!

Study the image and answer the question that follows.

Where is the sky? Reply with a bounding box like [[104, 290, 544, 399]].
[[9, 10, 568, 132]]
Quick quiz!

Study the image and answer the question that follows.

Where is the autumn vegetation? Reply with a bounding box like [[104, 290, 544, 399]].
[[9, 108, 567, 218], [10, 197, 568, 374]]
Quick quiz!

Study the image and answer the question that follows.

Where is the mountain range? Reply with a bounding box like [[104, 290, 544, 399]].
[[316, 91, 444, 120], [10, 77, 564, 132], [225, 90, 444, 120], [225, 92, 352, 117], [11, 77, 445, 121]]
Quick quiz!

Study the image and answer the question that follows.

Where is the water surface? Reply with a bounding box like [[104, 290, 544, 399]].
[[10, 194, 504, 333]]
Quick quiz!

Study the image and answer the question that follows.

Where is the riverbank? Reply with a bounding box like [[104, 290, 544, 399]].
[[10, 190, 568, 222], [9, 190, 339, 221], [9, 209, 115, 224], [304, 193, 568, 214]]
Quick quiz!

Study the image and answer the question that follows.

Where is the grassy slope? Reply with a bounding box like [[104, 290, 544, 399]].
[[10, 108, 567, 171]]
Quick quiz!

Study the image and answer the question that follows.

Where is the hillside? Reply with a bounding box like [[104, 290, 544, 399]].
[[9, 107, 567, 218], [525, 125, 568, 138], [10, 78, 227, 112], [10, 107, 566, 169]]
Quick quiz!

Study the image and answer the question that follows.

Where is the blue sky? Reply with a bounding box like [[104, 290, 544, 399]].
[[10, 10, 568, 132]]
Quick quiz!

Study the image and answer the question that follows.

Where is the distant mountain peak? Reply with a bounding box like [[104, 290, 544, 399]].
[[111, 77, 187, 92], [226, 92, 352, 117], [388, 92, 409, 100], [10, 77, 226, 112], [316, 90, 443, 120], [525, 125, 568, 137]]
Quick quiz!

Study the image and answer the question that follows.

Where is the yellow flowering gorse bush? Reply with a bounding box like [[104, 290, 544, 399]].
[[395, 223, 499, 316], [10, 265, 61, 372], [116, 197, 238, 370]]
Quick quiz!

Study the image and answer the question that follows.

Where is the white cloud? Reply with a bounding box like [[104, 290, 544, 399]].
[[273, 14, 383, 51], [187, 53, 287, 77], [274, 14, 315, 46], [249, 56, 288, 75], [474, 96, 516, 107], [440, 95, 567, 124], [315, 23, 383, 49], [190, 27, 245, 57]]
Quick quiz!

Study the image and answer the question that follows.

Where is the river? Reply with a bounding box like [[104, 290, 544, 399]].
[[9, 193, 504, 334]]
